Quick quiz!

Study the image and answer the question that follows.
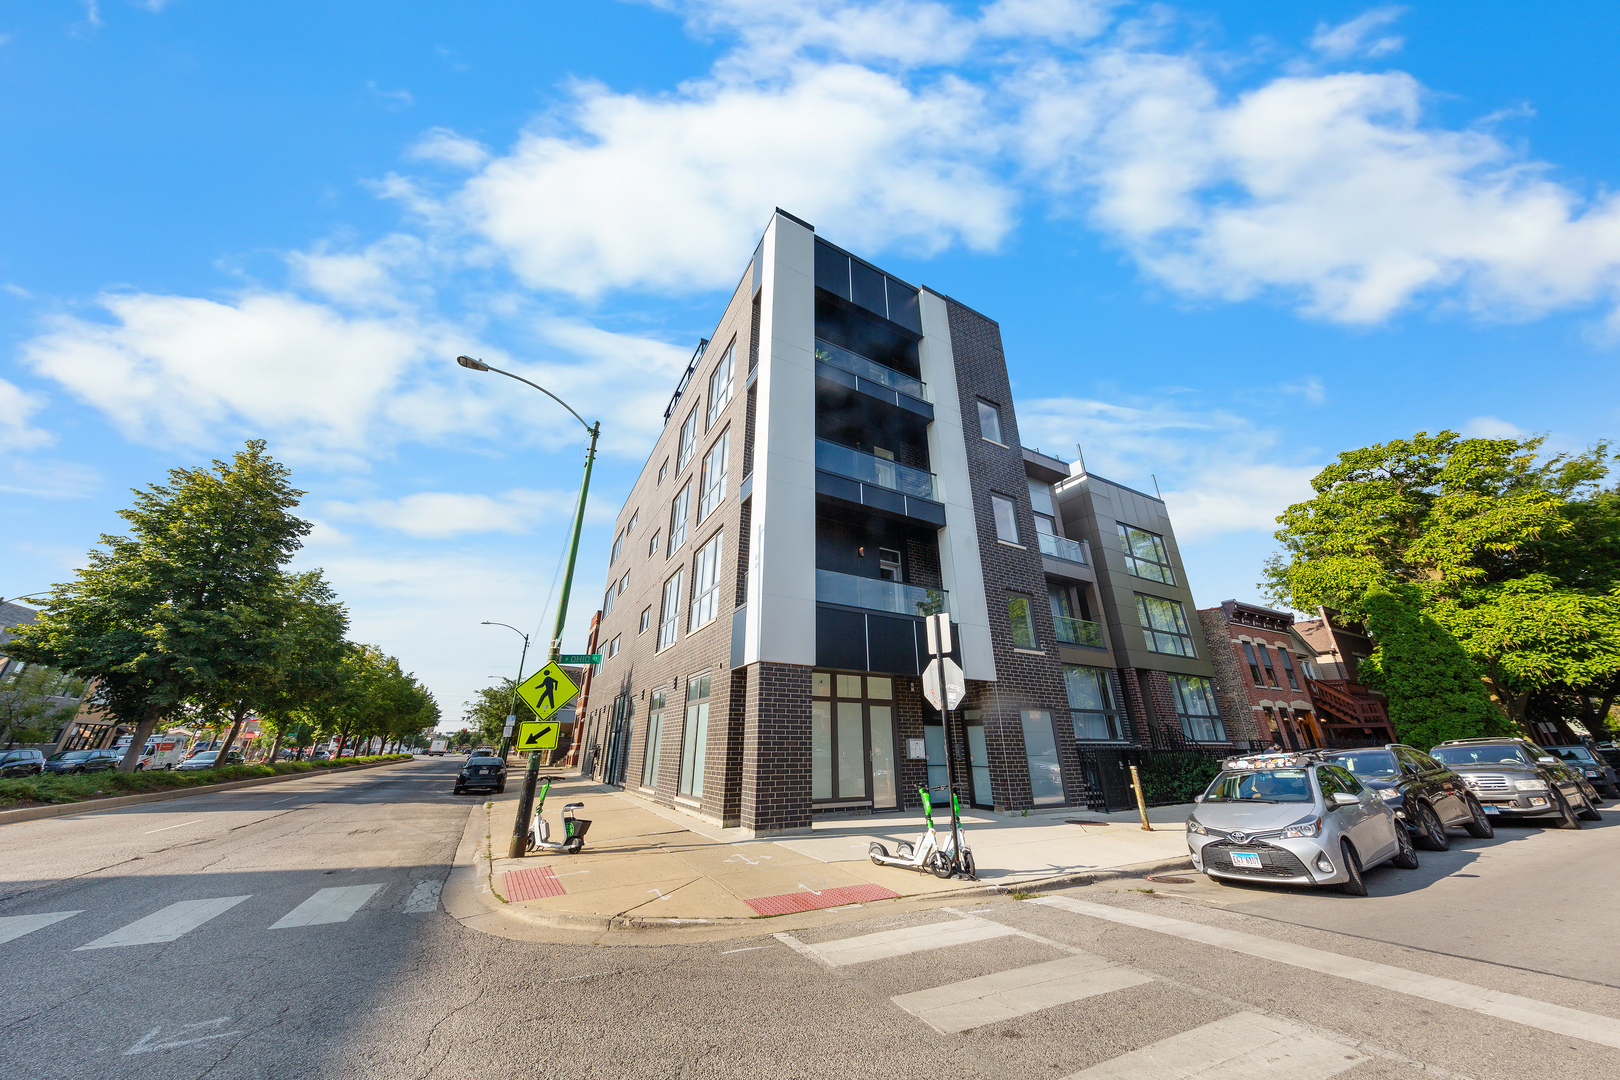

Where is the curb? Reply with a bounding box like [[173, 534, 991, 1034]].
[[0, 757, 416, 826]]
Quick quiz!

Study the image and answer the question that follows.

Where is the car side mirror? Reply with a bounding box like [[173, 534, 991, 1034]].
[[1193, 794, 1204, 803], [1537, 756, 1556, 765], [1331, 792, 1360, 807]]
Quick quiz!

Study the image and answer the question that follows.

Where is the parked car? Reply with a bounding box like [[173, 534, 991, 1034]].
[[1187, 751, 1418, 895], [175, 750, 245, 772], [44, 749, 121, 774], [1323, 744, 1494, 849], [0, 748, 46, 777], [311, 750, 331, 761], [1429, 739, 1602, 827], [1544, 745, 1620, 799], [454, 754, 507, 795]]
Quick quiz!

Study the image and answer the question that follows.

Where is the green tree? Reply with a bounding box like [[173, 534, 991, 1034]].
[[0, 666, 86, 747], [5, 441, 312, 770], [461, 678, 538, 746]]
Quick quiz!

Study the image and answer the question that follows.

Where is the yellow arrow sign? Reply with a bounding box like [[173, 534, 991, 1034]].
[[515, 661, 581, 722], [516, 719, 561, 752]]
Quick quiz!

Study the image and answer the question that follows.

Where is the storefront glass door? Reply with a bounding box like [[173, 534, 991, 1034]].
[[811, 672, 899, 809]]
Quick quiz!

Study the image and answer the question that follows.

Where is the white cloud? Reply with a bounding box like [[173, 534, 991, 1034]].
[[0, 378, 54, 451], [408, 127, 492, 170], [0, 458, 100, 500], [366, 82, 415, 110], [1158, 462, 1317, 542], [324, 488, 604, 538], [1278, 376, 1326, 405], [1311, 8, 1405, 61], [1461, 415, 1531, 439]]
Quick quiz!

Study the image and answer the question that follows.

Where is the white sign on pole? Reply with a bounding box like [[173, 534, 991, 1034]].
[[502, 715, 516, 737], [921, 657, 966, 712]]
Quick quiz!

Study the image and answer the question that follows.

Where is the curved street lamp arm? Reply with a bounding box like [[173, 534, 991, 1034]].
[[479, 364, 593, 435]]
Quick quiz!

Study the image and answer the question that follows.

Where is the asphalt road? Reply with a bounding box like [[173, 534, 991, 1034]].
[[2, 758, 1617, 1079]]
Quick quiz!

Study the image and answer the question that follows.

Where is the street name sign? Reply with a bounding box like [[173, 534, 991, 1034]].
[[557, 654, 601, 665], [516, 719, 562, 752], [515, 661, 581, 722], [921, 657, 966, 711]]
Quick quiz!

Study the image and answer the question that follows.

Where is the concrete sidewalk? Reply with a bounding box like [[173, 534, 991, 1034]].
[[450, 773, 1195, 937]]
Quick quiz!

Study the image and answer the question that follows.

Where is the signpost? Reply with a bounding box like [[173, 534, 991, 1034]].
[[920, 657, 966, 712], [515, 661, 581, 723], [516, 719, 562, 752], [922, 613, 970, 878]]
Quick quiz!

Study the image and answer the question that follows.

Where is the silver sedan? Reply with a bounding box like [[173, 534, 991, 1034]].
[[1187, 753, 1419, 895]]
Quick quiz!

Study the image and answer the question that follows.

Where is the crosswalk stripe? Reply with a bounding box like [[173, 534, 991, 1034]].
[[0, 911, 80, 944], [803, 918, 1016, 967], [1036, 895, 1620, 1051], [269, 884, 385, 929], [1062, 1011, 1366, 1079], [76, 896, 250, 951], [892, 952, 1152, 1034]]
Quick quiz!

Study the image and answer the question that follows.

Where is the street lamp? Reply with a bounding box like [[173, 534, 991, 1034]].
[[482, 621, 529, 760], [456, 355, 601, 860]]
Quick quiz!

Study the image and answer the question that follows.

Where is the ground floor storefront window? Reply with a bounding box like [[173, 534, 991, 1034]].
[[679, 672, 710, 798], [1170, 675, 1226, 742], [811, 672, 897, 810], [641, 690, 665, 789], [1021, 710, 1064, 805]]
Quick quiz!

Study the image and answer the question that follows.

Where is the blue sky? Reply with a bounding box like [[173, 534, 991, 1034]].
[[4, 2, 1619, 730]]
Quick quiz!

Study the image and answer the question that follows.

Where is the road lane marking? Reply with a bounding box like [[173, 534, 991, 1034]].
[[0, 911, 80, 944], [1062, 1011, 1365, 1079], [773, 932, 834, 967], [721, 946, 772, 954], [270, 884, 385, 928], [78, 897, 250, 950], [143, 820, 202, 834], [124, 1018, 243, 1055], [1036, 895, 1620, 1050], [402, 880, 442, 914], [892, 953, 1152, 1035], [802, 918, 1016, 967]]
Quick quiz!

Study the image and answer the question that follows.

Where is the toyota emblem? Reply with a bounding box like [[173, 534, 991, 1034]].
[[1229, 831, 1250, 844]]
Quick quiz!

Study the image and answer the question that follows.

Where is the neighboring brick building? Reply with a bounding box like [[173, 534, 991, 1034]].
[[1293, 608, 1397, 745], [579, 210, 1242, 834], [1198, 600, 1325, 749]]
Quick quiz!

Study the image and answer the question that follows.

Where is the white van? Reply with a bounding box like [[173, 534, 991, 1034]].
[[137, 738, 187, 771]]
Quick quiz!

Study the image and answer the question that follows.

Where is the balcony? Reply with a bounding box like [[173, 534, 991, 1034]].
[[1053, 615, 1105, 648], [816, 439, 934, 498], [817, 569, 946, 618], [1037, 532, 1087, 565], [815, 339, 926, 401]]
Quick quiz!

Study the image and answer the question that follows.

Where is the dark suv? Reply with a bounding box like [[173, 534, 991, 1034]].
[[1430, 739, 1602, 828], [43, 748, 121, 774], [454, 751, 507, 795], [1545, 745, 1620, 799], [1324, 744, 1495, 849], [0, 748, 46, 777]]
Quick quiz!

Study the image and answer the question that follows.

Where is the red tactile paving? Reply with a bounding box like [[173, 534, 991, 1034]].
[[743, 883, 900, 916], [505, 865, 565, 902]]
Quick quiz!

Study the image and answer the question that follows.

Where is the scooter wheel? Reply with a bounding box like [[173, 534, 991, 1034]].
[[962, 852, 977, 880], [895, 841, 914, 859], [926, 851, 952, 879], [525, 832, 537, 853], [869, 842, 889, 865], [565, 838, 584, 854]]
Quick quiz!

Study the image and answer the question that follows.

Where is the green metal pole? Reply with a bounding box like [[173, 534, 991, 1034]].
[[508, 421, 600, 860], [498, 633, 529, 761]]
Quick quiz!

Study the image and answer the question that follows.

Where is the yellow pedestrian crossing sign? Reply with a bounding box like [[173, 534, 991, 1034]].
[[515, 660, 580, 722], [516, 719, 561, 752]]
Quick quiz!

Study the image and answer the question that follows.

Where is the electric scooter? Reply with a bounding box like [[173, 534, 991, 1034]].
[[525, 775, 591, 854], [868, 786, 975, 878]]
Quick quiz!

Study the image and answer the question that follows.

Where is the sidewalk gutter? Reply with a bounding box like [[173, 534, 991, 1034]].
[[0, 758, 415, 826]]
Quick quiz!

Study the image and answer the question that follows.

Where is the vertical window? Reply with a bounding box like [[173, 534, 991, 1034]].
[[648, 530, 660, 557], [610, 531, 623, 565], [1278, 648, 1301, 690], [689, 531, 723, 631], [977, 399, 1003, 443], [1117, 524, 1175, 584], [706, 343, 734, 428], [1022, 710, 1064, 805], [677, 405, 699, 472], [698, 429, 730, 520], [618, 570, 630, 596], [628, 510, 638, 532], [639, 607, 651, 634], [642, 690, 665, 788], [658, 458, 669, 485], [1136, 595, 1195, 656], [658, 571, 682, 650], [1026, 477, 1055, 517], [1170, 675, 1226, 742], [1242, 641, 1263, 683], [992, 494, 1019, 543], [1257, 643, 1278, 686], [603, 587, 615, 614], [811, 674, 831, 801], [679, 671, 711, 798], [1007, 595, 1037, 650], [878, 548, 902, 581], [668, 483, 691, 554], [1064, 666, 1121, 740], [607, 635, 621, 659]]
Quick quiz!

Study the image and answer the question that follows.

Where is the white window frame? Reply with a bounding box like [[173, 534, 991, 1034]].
[[668, 483, 691, 555], [977, 399, 1003, 443], [648, 529, 660, 557], [608, 635, 621, 659], [618, 570, 630, 596], [992, 494, 1019, 543], [706, 343, 734, 429], [639, 606, 652, 634], [698, 429, 729, 521], [676, 404, 699, 473], [689, 530, 723, 631], [658, 571, 683, 650]]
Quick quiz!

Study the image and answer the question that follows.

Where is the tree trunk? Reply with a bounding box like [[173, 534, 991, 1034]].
[[118, 704, 164, 772], [335, 729, 349, 758], [216, 702, 250, 764], [266, 731, 283, 764]]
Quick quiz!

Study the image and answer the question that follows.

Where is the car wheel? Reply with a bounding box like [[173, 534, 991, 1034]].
[[1462, 795, 1495, 839], [1577, 793, 1603, 821], [1415, 801, 1450, 851], [1338, 841, 1368, 896], [453, 786, 464, 795], [1553, 790, 1582, 830], [1391, 823, 1420, 870]]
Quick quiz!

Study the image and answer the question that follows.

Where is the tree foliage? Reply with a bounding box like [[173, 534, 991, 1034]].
[[0, 667, 86, 747]]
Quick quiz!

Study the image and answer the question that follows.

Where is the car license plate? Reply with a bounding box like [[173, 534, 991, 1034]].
[[1229, 851, 1262, 869], [1483, 805, 1499, 815]]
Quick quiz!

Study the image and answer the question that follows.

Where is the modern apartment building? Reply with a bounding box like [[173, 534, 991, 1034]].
[[582, 210, 1238, 834]]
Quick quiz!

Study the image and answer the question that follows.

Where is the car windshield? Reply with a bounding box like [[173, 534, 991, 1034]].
[[1325, 750, 1397, 777], [1431, 745, 1530, 767], [49, 751, 93, 762], [192, 752, 217, 760], [1548, 747, 1596, 764], [1203, 769, 1314, 803]]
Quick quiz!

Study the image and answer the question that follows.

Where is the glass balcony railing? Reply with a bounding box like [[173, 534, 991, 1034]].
[[1037, 531, 1088, 565], [1053, 615, 1105, 648], [817, 569, 947, 618], [815, 339, 927, 402], [816, 439, 936, 499]]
